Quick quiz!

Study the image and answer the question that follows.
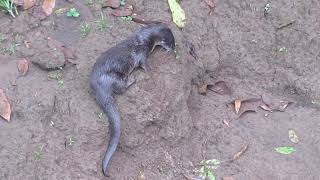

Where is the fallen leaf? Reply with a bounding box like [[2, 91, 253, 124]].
[[102, 0, 120, 8], [24, 40, 31, 49], [198, 84, 209, 95], [208, 81, 231, 95], [42, 0, 56, 16], [131, 13, 163, 25], [204, 0, 214, 9], [223, 119, 230, 127], [207, 171, 215, 180], [201, 159, 221, 166], [288, 129, 299, 143], [234, 98, 241, 114], [23, 0, 36, 9], [232, 144, 248, 161], [111, 4, 133, 17], [13, 0, 35, 9], [222, 177, 234, 180], [259, 102, 272, 112], [261, 94, 292, 112], [18, 58, 29, 76], [239, 98, 262, 117], [274, 146, 296, 155], [66, 8, 80, 17], [0, 89, 11, 122], [54, 8, 68, 15], [168, 0, 186, 28], [278, 101, 292, 111]]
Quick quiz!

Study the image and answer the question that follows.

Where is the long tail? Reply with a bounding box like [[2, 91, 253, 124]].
[[95, 87, 121, 176]]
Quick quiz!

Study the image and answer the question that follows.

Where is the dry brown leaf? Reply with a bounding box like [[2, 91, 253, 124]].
[[222, 176, 234, 180], [260, 102, 272, 112], [102, 0, 120, 8], [261, 94, 292, 112], [23, 0, 36, 9], [234, 98, 241, 114], [204, 0, 214, 9], [131, 13, 163, 25], [223, 119, 230, 127], [198, 84, 209, 95], [13, 0, 35, 9], [0, 89, 11, 122], [42, 0, 56, 16], [208, 81, 231, 95], [232, 144, 248, 161], [112, 4, 133, 17], [278, 101, 292, 111], [18, 58, 29, 76], [238, 98, 262, 117], [24, 40, 31, 49]]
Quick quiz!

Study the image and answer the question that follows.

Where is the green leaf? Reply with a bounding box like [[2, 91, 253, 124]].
[[274, 146, 296, 155], [67, 137, 76, 145], [288, 129, 299, 143], [205, 159, 221, 166], [67, 8, 80, 17], [120, 0, 126, 6], [207, 171, 216, 180], [120, 16, 132, 21], [279, 46, 287, 52], [167, 0, 186, 28]]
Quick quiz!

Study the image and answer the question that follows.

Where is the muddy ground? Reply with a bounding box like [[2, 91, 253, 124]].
[[1, 0, 320, 179]]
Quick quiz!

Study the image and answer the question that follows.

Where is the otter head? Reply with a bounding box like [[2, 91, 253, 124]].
[[138, 24, 175, 52], [157, 27, 175, 52], [154, 25, 175, 53]]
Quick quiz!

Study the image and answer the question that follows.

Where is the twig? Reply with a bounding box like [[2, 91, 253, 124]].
[[277, 20, 295, 30], [68, 99, 71, 116], [53, 95, 57, 113], [231, 144, 249, 161]]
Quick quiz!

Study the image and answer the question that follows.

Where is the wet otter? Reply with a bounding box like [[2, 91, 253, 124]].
[[90, 24, 175, 175]]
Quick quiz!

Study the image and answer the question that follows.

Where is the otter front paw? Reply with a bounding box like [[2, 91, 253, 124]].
[[126, 76, 136, 88]]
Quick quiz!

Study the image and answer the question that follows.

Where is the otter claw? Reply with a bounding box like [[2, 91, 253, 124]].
[[126, 76, 136, 88]]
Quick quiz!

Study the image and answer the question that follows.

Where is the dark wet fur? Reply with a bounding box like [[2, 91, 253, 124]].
[[89, 24, 175, 176]]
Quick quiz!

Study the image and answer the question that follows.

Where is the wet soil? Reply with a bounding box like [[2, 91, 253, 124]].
[[1, 0, 320, 179]]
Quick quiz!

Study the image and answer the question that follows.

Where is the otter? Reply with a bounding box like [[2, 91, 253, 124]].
[[90, 24, 175, 176]]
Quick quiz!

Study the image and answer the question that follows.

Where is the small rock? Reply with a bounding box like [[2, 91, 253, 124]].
[[31, 48, 65, 70]]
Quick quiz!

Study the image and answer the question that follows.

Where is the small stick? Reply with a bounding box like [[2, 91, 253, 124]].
[[231, 144, 249, 161], [53, 95, 57, 113], [277, 20, 295, 30]]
